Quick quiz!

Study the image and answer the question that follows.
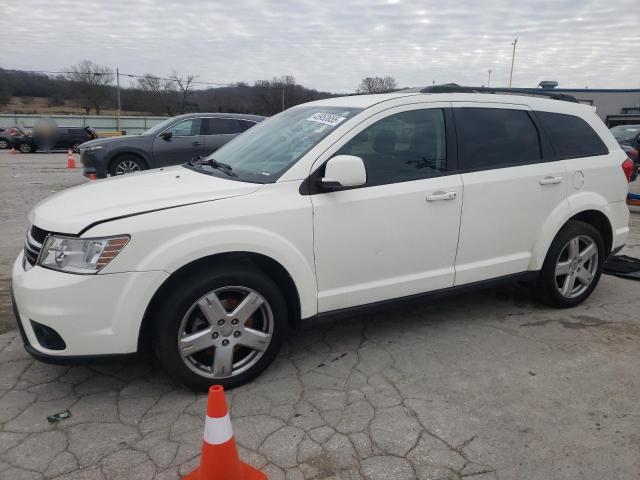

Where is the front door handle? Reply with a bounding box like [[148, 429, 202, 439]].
[[539, 176, 563, 185], [192, 141, 202, 146], [426, 191, 457, 202]]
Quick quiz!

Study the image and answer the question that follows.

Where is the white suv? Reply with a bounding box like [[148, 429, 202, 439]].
[[12, 92, 632, 390]]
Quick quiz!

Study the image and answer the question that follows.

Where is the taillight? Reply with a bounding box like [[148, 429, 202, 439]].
[[622, 158, 634, 182]]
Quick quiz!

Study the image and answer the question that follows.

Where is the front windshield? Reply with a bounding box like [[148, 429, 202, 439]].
[[142, 117, 177, 136], [192, 106, 362, 183], [611, 125, 640, 142]]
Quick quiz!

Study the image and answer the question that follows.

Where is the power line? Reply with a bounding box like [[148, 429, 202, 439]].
[[1, 68, 237, 88]]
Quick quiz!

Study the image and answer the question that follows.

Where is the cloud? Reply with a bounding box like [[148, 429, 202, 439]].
[[3, 0, 640, 92]]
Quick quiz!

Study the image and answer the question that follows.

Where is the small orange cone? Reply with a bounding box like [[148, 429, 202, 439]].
[[183, 385, 266, 480], [10, 147, 16, 155], [88, 173, 97, 181], [67, 148, 76, 169]]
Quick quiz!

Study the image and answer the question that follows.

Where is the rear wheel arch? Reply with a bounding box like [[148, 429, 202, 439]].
[[569, 210, 613, 256], [137, 252, 301, 355]]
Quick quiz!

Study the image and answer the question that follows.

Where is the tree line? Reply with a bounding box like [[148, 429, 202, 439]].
[[0, 62, 399, 117]]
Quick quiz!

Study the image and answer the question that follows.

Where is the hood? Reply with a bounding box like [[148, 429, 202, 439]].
[[29, 166, 263, 234], [80, 134, 149, 149]]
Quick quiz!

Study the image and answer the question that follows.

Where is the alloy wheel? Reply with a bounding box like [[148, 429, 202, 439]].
[[177, 286, 274, 379], [0, 140, 8, 149], [554, 235, 598, 299], [114, 160, 141, 175]]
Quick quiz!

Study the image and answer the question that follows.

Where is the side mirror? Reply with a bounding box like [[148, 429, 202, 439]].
[[321, 155, 367, 189], [160, 131, 173, 141]]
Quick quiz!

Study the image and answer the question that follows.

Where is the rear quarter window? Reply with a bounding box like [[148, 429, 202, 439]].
[[535, 111, 608, 159]]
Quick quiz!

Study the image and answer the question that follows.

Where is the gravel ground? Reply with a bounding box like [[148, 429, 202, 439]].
[[0, 150, 639, 480]]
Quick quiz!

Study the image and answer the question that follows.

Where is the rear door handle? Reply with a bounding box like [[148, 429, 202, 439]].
[[192, 141, 202, 146], [539, 176, 563, 185], [426, 191, 457, 201]]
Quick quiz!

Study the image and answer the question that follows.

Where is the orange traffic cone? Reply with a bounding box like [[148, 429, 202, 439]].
[[183, 385, 266, 480], [88, 173, 97, 181], [10, 147, 16, 154], [67, 148, 76, 169]]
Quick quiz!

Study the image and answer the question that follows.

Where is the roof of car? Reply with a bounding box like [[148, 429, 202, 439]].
[[170, 113, 265, 121], [304, 92, 595, 116]]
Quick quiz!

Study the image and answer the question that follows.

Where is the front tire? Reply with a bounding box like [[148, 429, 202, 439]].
[[537, 220, 604, 308], [109, 155, 144, 176], [0, 139, 8, 149], [154, 264, 288, 391]]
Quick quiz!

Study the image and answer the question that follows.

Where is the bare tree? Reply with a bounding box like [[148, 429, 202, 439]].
[[356, 76, 397, 94], [169, 71, 197, 114], [65, 60, 114, 114], [254, 76, 296, 115], [137, 74, 178, 115]]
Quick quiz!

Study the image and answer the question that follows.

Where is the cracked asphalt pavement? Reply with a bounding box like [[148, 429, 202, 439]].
[[1, 152, 639, 480]]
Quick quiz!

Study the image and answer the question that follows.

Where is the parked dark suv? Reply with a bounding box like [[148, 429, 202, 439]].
[[79, 113, 264, 177], [11, 126, 99, 153]]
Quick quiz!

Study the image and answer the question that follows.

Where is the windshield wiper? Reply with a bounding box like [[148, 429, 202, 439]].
[[188, 157, 237, 177]]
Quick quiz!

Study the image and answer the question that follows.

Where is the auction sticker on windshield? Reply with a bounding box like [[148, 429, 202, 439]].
[[307, 112, 347, 127]]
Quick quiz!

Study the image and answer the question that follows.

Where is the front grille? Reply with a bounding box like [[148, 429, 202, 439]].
[[23, 225, 50, 269]]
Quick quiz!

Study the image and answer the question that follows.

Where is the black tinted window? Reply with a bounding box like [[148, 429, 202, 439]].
[[336, 109, 447, 187], [238, 120, 256, 132], [536, 111, 608, 158], [204, 118, 242, 135], [456, 108, 541, 170]]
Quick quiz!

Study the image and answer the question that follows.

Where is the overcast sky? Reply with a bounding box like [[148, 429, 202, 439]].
[[3, 0, 639, 92]]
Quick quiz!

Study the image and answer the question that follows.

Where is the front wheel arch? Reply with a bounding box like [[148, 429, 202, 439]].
[[107, 152, 148, 175], [137, 252, 301, 356]]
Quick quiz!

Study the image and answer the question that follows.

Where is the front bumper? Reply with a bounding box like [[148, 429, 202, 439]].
[[80, 150, 109, 178], [12, 251, 168, 358]]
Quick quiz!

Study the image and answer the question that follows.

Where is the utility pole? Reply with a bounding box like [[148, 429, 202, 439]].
[[508, 37, 518, 88], [281, 84, 285, 112], [487, 69, 492, 88], [116, 68, 121, 132]]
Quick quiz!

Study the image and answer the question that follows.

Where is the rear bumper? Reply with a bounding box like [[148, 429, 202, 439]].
[[608, 200, 630, 252]]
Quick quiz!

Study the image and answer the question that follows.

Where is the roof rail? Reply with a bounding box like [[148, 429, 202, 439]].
[[420, 84, 579, 103]]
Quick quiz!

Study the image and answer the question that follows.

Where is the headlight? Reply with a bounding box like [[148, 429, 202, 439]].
[[38, 235, 129, 274], [83, 145, 105, 152]]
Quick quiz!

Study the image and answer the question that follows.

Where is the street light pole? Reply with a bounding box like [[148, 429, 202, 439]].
[[116, 68, 121, 132], [487, 69, 492, 88], [508, 38, 518, 88]]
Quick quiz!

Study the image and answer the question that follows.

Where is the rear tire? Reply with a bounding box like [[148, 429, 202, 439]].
[[154, 264, 287, 391], [0, 139, 8, 149], [109, 155, 145, 176], [536, 220, 604, 308], [18, 143, 33, 153]]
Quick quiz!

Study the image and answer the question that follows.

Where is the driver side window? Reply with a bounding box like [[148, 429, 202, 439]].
[[336, 109, 447, 187], [166, 118, 202, 137]]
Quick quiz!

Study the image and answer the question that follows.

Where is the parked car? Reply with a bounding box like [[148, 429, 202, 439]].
[[79, 113, 264, 178], [12, 92, 631, 390], [620, 144, 638, 182], [0, 126, 30, 150], [610, 124, 640, 149], [12, 126, 99, 153]]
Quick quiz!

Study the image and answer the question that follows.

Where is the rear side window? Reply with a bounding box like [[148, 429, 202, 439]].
[[204, 118, 242, 135], [455, 108, 541, 170], [535, 111, 608, 159], [238, 120, 257, 132]]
